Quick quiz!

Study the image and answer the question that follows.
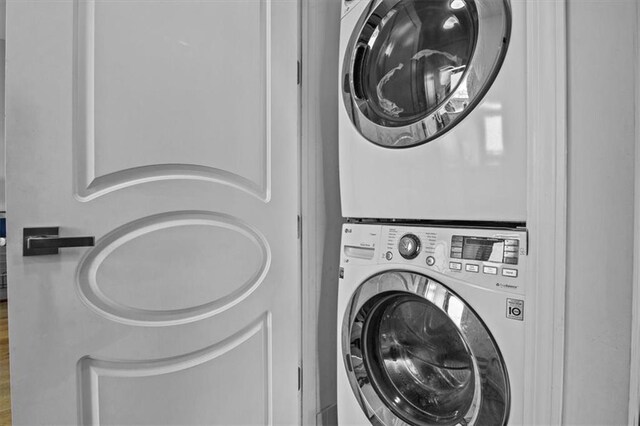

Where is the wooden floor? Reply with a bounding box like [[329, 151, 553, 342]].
[[0, 301, 10, 425]]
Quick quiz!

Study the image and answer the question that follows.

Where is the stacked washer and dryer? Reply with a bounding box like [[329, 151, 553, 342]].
[[336, 0, 529, 425]]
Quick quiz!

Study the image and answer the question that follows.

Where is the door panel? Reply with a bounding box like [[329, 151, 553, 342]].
[[75, 0, 272, 201], [6, 0, 299, 424], [341, 0, 511, 148], [78, 315, 271, 425], [77, 211, 270, 325], [342, 271, 509, 426]]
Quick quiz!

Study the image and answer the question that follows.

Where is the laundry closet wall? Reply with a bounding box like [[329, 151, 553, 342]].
[[564, 0, 637, 424]]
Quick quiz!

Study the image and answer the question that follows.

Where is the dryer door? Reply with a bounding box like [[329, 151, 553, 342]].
[[342, 0, 510, 147], [342, 271, 509, 425]]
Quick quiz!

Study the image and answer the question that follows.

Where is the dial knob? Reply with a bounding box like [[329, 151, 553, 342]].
[[398, 234, 421, 259]]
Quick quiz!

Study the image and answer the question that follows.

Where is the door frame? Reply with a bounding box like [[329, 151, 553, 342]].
[[300, 0, 569, 424], [300, 0, 342, 424], [523, 0, 568, 423], [629, 0, 640, 423]]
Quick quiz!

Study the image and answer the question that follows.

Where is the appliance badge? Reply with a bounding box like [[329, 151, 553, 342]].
[[506, 298, 524, 321], [345, 228, 352, 234]]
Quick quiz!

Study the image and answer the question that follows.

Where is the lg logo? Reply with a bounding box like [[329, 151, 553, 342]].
[[345, 228, 352, 234]]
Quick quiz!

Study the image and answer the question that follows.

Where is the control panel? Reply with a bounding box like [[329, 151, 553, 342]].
[[341, 223, 528, 295]]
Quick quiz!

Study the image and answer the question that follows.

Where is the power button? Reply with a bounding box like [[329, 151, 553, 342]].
[[426, 256, 435, 266], [385, 251, 393, 261]]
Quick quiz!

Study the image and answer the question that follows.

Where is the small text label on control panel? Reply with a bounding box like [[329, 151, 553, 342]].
[[465, 264, 479, 273], [483, 266, 498, 275], [502, 268, 518, 278]]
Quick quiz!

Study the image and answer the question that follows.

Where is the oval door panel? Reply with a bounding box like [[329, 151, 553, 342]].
[[77, 211, 270, 326], [342, 0, 511, 147]]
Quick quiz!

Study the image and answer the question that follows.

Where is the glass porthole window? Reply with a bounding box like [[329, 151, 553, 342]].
[[365, 294, 477, 425], [342, 271, 510, 425], [342, 0, 511, 147]]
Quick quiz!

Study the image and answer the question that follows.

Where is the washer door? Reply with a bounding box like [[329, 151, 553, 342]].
[[342, 0, 511, 147], [342, 271, 509, 425]]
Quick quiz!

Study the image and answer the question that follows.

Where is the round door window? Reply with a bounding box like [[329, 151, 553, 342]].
[[342, 0, 511, 147], [342, 271, 510, 425], [364, 294, 476, 424]]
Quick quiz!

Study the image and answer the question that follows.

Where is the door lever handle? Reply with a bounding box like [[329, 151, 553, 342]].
[[23, 227, 95, 256]]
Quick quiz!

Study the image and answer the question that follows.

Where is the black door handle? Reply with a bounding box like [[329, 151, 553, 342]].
[[23, 227, 95, 256]]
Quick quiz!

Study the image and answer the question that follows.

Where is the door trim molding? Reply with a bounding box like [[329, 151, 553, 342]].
[[300, 2, 317, 421], [300, 0, 342, 424], [524, 0, 568, 424], [629, 0, 640, 423]]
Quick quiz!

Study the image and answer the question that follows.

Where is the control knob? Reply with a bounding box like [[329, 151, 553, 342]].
[[398, 234, 421, 259]]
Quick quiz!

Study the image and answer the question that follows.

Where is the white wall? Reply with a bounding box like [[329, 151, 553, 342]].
[[563, 1, 637, 424], [0, 0, 5, 211], [0, 0, 4, 39]]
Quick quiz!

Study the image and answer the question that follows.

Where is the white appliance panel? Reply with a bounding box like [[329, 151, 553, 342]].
[[337, 223, 527, 425], [339, 0, 527, 221]]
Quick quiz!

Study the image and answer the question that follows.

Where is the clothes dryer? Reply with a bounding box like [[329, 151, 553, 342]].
[[337, 223, 527, 425], [339, 0, 527, 221]]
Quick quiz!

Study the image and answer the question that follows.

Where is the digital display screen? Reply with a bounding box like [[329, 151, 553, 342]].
[[462, 238, 504, 263], [450, 235, 520, 265]]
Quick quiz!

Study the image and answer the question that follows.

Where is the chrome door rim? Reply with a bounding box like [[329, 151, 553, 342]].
[[342, 0, 512, 148], [342, 271, 510, 425]]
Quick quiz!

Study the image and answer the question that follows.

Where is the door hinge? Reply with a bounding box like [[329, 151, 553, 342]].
[[297, 215, 302, 239], [298, 366, 302, 391], [297, 60, 301, 85]]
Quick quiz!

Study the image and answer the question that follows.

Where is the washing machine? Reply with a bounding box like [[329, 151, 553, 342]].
[[339, 0, 527, 221], [337, 223, 527, 425]]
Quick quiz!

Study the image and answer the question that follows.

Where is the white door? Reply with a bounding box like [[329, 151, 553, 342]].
[[5, 0, 300, 424]]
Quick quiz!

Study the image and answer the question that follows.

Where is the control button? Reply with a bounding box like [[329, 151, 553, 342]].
[[449, 262, 462, 271], [483, 266, 498, 275], [505, 239, 519, 246], [465, 264, 479, 273], [450, 252, 462, 259], [426, 256, 436, 266], [504, 246, 519, 253], [504, 257, 518, 265], [502, 268, 518, 278], [503, 252, 518, 258], [398, 234, 421, 260], [451, 236, 463, 244], [385, 251, 393, 261]]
